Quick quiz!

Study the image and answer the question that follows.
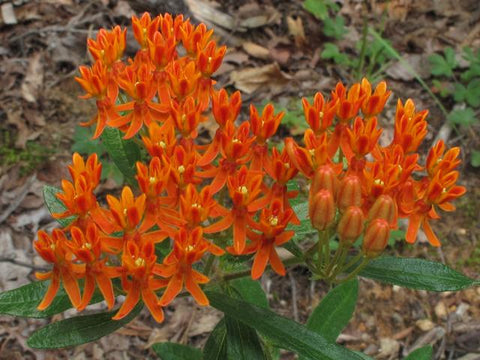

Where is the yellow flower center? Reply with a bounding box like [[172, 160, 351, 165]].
[[82, 243, 92, 250], [135, 257, 145, 268], [149, 176, 156, 184], [238, 186, 248, 195], [178, 165, 185, 174], [269, 216, 279, 226]]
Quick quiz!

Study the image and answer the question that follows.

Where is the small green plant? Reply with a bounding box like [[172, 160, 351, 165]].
[[0, 130, 55, 175], [429, 46, 480, 166], [304, 0, 394, 82]]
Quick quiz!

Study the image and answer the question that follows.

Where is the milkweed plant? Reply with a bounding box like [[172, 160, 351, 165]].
[[0, 13, 477, 359]]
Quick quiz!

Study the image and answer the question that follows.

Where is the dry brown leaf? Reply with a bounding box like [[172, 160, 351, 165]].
[[230, 63, 291, 94], [1, 3, 17, 25], [21, 53, 44, 103], [385, 54, 431, 81], [242, 41, 270, 60], [269, 47, 291, 65], [286, 16, 306, 47]]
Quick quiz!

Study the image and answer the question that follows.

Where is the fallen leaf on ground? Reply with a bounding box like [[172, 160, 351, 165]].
[[230, 63, 291, 94], [242, 41, 270, 60], [21, 53, 44, 103]]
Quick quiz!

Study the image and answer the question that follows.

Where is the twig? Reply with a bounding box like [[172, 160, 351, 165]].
[[288, 272, 299, 322], [0, 174, 36, 224], [0, 257, 48, 272]]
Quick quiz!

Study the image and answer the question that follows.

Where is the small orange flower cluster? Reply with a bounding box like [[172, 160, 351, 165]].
[[35, 13, 465, 322], [286, 80, 466, 255]]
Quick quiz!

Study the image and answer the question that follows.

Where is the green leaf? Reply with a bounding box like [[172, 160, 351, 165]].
[[43, 185, 76, 227], [323, 15, 347, 40], [360, 257, 478, 291], [102, 161, 124, 185], [404, 345, 433, 360], [429, 53, 454, 77], [230, 277, 269, 309], [101, 127, 141, 184], [71, 125, 106, 155], [444, 47, 458, 70], [453, 83, 467, 103], [447, 107, 477, 127], [152, 342, 202, 360], [471, 150, 480, 167], [27, 303, 143, 349], [321, 43, 350, 66], [225, 316, 267, 360], [206, 291, 364, 360], [465, 79, 480, 107], [203, 319, 228, 360], [305, 279, 358, 343], [1, 282, 71, 318], [303, 0, 328, 20]]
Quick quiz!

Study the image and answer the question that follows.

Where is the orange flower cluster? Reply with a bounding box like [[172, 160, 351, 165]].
[[287, 79, 465, 254], [35, 13, 465, 322]]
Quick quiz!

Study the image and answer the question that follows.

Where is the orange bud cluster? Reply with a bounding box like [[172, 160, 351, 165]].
[[35, 13, 465, 322], [288, 79, 465, 255]]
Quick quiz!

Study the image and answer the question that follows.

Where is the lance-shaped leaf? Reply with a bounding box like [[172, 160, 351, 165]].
[[360, 257, 478, 291], [152, 342, 202, 360], [0, 281, 102, 318], [101, 127, 141, 184], [404, 345, 433, 359], [27, 303, 142, 348], [203, 318, 228, 360], [306, 278, 358, 343], [43, 185, 76, 227], [206, 291, 364, 360]]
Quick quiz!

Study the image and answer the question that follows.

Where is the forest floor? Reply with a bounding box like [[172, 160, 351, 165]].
[[0, 0, 479, 359]]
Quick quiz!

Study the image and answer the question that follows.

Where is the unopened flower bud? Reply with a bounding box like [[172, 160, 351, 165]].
[[368, 194, 396, 225], [337, 206, 364, 244], [310, 165, 338, 196], [309, 189, 335, 231], [337, 175, 362, 211], [362, 218, 390, 257]]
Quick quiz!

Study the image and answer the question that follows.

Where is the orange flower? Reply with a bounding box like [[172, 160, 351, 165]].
[[142, 121, 177, 159], [243, 201, 295, 279], [68, 153, 102, 189], [180, 22, 213, 56], [111, 63, 169, 139], [166, 59, 200, 101], [155, 227, 223, 306], [360, 78, 391, 117], [331, 82, 367, 123], [345, 116, 382, 159], [197, 40, 226, 77], [170, 96, 206, 139], [34, 229, 82, 311], [87, 26, 126, 68], [68, 224, 121, 310], [200, 121, 255, 194], [180, 184, 228, 229], [302, 92, 338, 134], [198, 89, 242, 167], [204, 166, 268, 254], [113, 239, 166, 322], [132, 13, 160, 49], [75, 62, 119, 138], [249, 104, 284, 171], [392, 99, 428, 153]]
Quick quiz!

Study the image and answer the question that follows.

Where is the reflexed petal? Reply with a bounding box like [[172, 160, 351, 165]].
[[113, 285, 141, 320]]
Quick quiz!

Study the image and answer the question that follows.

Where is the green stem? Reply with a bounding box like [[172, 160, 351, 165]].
[[335, 256, 369, 284], [203, 254, 216, 276], [356, 17, 369, 81]]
